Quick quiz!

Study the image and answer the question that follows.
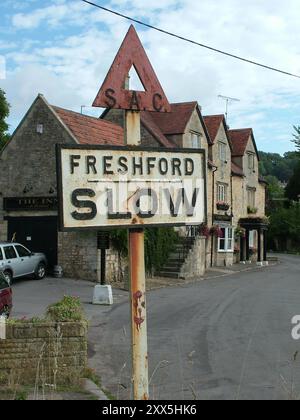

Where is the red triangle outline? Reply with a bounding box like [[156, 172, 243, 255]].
[[93, 25, 171, 113]]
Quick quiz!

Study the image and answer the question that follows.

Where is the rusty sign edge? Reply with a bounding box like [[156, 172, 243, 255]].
[[56, 144, 207, 232]]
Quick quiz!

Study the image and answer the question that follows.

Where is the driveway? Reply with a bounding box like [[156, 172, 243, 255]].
[[11, 254, 300, 400]]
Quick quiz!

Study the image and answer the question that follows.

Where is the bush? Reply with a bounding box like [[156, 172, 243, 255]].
[[145, 227, 179, 274], [46, 296, 85, 322]]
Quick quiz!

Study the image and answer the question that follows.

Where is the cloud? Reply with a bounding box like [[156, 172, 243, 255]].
[[3, 0, 300, 155]]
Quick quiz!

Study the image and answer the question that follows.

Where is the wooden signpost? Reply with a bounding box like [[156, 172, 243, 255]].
[[56, 25, 206, 400]]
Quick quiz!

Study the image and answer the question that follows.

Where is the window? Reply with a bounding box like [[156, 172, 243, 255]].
[[247, 188, 256, 208], [217, 184, 227, 202], [218, 142, 227, 162], [0, 273, 8, 289], [191, 132, 201, 148], [0, 248, 3, 261], [218, 227, 234, 252], [249, 231, 255, 248], [4, 246, 17, 260], [248, 153, 255, 170], [15, 245, 31, 258], [36, 124, 44, 134]]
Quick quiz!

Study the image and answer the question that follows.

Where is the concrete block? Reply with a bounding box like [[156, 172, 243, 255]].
[[93, 285, 113, 306]]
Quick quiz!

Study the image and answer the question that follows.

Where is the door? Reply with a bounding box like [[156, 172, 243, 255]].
[[2, 245, 20, 276], [7, 217, 58, 270], [14, 244, 36, 275]]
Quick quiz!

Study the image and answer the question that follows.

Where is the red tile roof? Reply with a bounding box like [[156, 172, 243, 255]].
[[149, 102, 198, 135], [140, 112, 175, 148], [203, 115, 225, 143], [231, 162, 244, 177], [227, 128, 252, 157], [52, 106, 124, 146]]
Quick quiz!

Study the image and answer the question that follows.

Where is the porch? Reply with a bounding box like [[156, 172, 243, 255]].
[[239, 217, 269, 265]]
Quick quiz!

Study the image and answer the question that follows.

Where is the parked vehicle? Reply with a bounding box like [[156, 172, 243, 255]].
[[0, 271, 12, 317], [0, 243, 47, 283]]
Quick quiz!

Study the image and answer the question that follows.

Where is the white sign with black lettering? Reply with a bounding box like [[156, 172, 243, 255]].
[[57, 146, 206, 230]]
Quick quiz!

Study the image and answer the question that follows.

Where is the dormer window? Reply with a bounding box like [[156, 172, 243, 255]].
[[218, 142, 227, 162], [191, 132, 201, 148], [248, 153, 255, 170]]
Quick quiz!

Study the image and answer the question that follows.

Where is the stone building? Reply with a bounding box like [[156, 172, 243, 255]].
[[0, 94, 125, 281], [0, 93, 267, 282]]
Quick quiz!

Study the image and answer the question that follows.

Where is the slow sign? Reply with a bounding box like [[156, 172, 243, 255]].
[[56, 145, 206, 230]]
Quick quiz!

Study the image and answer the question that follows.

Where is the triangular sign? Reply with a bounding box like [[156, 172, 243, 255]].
[[93, 25, 171, 113]]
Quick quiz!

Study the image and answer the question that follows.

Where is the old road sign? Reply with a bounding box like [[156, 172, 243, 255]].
[[93, 25, 171, 113], [56, 145, 207, 230]]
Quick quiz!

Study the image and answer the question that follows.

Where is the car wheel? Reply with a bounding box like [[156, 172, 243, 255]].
[[35, 263, 46, 280], [3, 271, 13, 285]]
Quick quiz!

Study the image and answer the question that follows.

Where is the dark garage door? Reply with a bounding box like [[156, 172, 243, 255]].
[[7, 217, 58, 270]]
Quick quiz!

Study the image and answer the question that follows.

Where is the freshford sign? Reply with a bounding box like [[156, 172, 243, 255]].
[[57, 145, 206, 230]]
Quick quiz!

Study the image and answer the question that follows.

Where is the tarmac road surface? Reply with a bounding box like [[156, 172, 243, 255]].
[[88, 254, 300, 400], [12, 254, 300, 400]]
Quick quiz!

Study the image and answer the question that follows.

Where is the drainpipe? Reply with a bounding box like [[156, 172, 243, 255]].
[[211, 165, 218, 267]]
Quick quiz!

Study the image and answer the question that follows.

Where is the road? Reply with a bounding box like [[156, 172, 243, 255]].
[[11, 254, 300, 400], [88, 254, 300, 400]]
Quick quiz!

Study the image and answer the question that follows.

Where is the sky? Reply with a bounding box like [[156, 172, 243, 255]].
[[1, 0, 300, 155]]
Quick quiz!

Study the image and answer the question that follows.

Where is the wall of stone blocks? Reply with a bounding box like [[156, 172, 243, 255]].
[[0, 321, 87, 386], [58, 231, 126, 283], [58, 231, 100, 282], [180, 236, 206, 278]]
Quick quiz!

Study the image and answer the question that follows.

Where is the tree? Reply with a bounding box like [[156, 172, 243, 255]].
[[285, 161, 300, 202], [258, 151, 298, 183], [0, 89, 10, 150], [292, 125, 300, 153]]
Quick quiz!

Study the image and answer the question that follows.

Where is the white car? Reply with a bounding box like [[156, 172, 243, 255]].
[[0, 242, 47, 283]]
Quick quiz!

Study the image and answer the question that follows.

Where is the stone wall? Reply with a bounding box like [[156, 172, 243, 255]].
[[58, 231, 125, 283], [106, 248, 128, 284], [0, 321, 87, 386], [180, 236, 206, 278]]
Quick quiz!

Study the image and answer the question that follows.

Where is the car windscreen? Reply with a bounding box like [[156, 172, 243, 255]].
[[15, 245, 31, 258]]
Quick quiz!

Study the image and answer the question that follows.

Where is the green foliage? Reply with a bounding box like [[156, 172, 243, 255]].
[[46, 296, 85, 322], [247, 206, 258, 214], [268, 204, 300, 245], [110, 228, 179, 275], [264, 175, 285, 199], [110, 229, 128, 256], [286, 161, 300, 202], [0, 89, 10, 150], [144, 227, 179, 274], [259, 151, 299, 183], [292, 125, 300, 153]]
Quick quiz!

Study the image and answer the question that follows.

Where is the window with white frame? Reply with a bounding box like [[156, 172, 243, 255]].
[[218, 227, 234, 252], [191, 132, 201, 148], [218, 142, 227, 162], [217, 183, 227, 202]]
